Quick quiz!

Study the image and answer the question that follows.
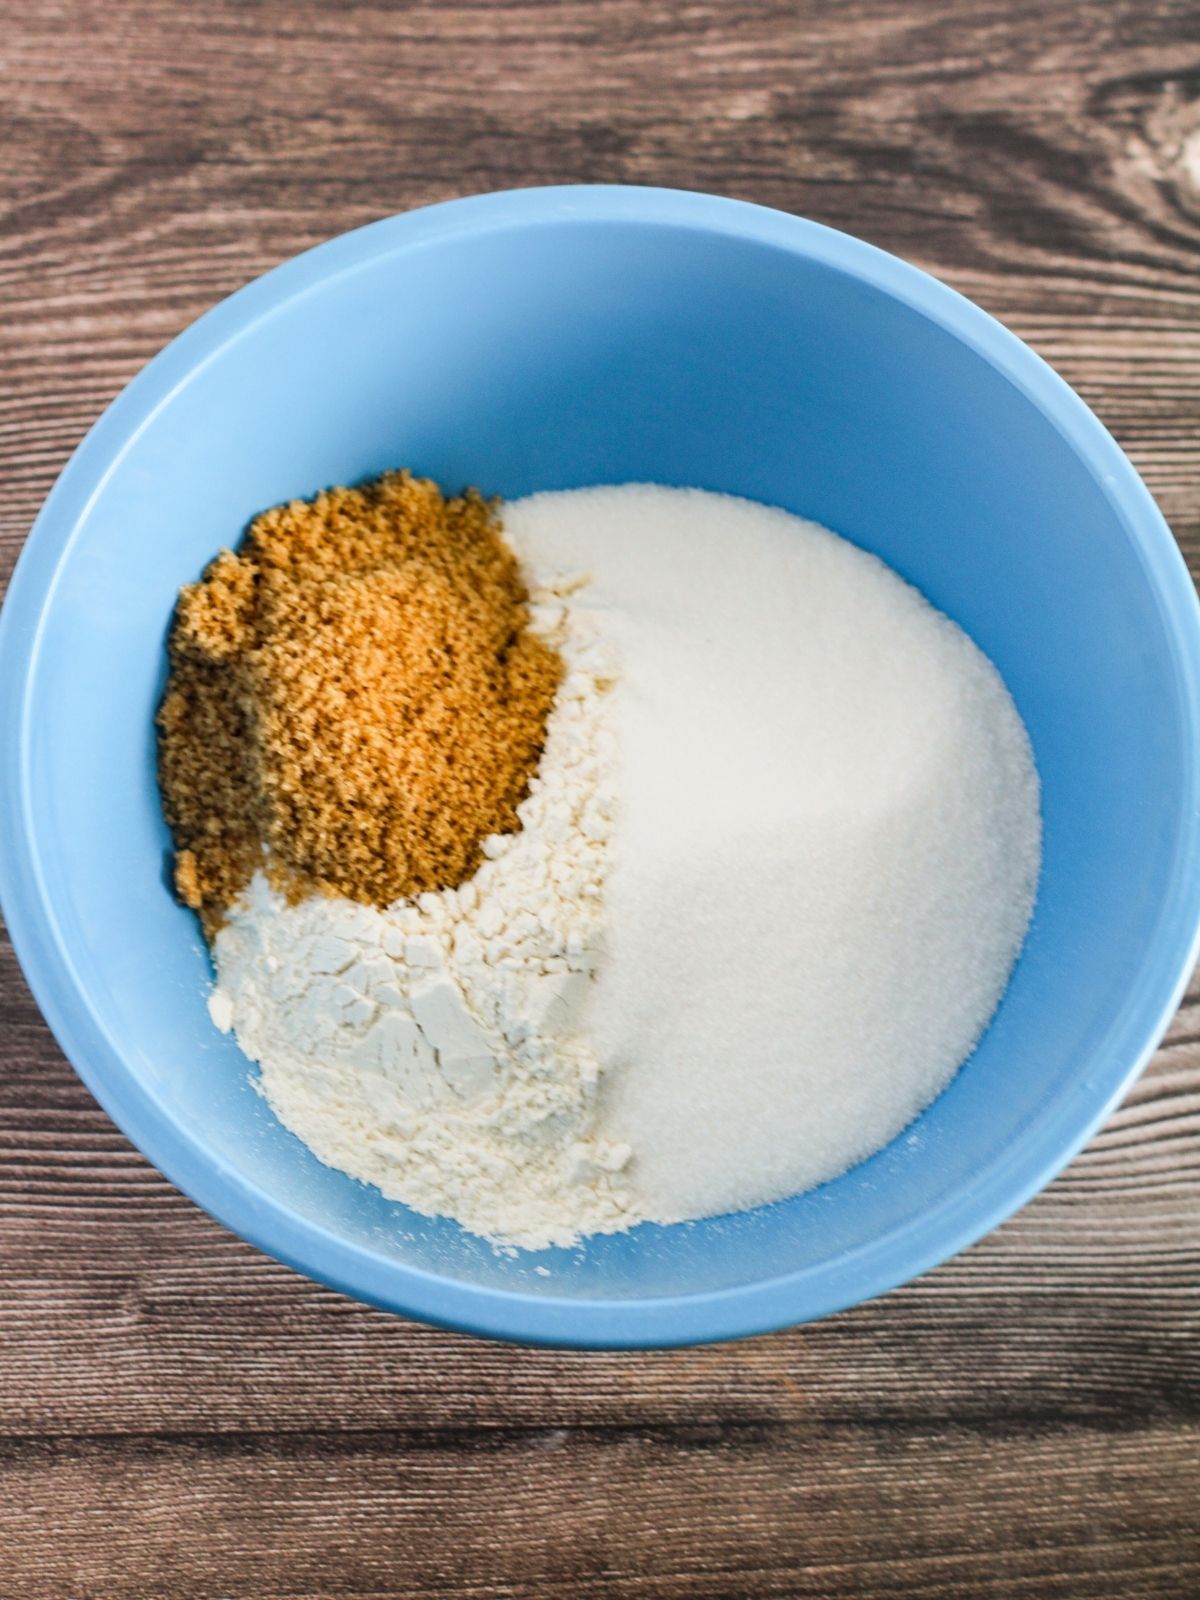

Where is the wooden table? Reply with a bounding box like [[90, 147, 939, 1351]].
[[3, 4, 1198, 1595]]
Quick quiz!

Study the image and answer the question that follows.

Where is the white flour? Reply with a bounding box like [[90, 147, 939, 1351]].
[[208, 573, 638, 1249], [209, 485, 1041, 1250]]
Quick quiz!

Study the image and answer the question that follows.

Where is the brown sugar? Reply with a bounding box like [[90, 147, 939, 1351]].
[[156, 471, 562, 939]]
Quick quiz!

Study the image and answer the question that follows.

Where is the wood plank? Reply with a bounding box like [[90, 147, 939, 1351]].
[[2, 1424, 1197, 1600]]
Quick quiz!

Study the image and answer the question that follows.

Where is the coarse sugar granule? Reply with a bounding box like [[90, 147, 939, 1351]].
[[157, 471, 562, 937]]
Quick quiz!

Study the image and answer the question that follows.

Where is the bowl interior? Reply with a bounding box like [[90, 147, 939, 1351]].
[[9, 195, 1198, 1331]]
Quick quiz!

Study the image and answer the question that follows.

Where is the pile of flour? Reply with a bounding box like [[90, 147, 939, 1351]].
[[209, 485, 1041, 1249], [208, 573, 636, 1249]]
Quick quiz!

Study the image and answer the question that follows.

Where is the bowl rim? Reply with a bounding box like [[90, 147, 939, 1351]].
[[3, 183, 1199, 1348]]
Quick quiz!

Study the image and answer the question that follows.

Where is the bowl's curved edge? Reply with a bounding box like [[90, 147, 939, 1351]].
[[3, 183, 1200, 1348]]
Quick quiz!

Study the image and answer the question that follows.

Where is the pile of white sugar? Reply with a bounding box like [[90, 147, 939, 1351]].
[[209, 484, 1041, 1249], [502, 486, 1040, 1228]]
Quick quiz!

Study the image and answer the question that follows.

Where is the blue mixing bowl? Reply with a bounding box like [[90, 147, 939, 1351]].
[[3, 186, 1199, 1347]]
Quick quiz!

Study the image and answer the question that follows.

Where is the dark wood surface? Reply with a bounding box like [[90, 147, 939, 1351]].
[[2, 3, 1199, 1596]]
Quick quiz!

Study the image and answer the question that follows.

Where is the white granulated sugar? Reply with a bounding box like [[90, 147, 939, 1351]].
[[501, 485, 1041, 1226], [208, 575, 636, 1250]]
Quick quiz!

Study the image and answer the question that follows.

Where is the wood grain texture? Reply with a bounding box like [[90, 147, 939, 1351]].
[[1, 2, 1198, 1597]]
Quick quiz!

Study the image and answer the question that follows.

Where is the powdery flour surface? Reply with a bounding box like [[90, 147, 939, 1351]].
[[209, 575, 637, 1250], [502, 486, 1041, 1228]]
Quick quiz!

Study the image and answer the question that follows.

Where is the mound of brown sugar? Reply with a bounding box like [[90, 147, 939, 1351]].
[[157, 471, 562, 938]]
